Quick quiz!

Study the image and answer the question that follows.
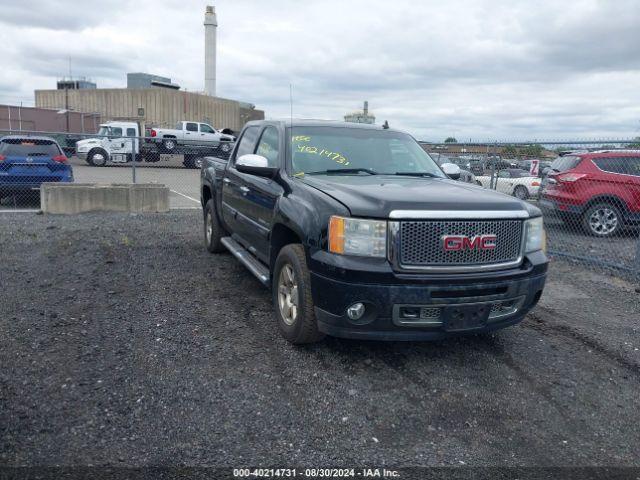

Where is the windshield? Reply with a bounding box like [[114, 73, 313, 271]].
[[97, 126, 111, 137], [0, 139, 61, 157], [289, 126, 445, 177], [550, 155, 581, 172]]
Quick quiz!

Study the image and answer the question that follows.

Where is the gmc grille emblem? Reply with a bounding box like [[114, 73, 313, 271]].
[[442, 234, 497, 252]]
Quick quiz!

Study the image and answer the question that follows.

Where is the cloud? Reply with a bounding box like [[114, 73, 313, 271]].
[[1, 0, 639, 140]]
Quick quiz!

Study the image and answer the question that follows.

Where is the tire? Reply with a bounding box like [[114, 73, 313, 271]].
[[272, 244, 325, 344], [88, 149, 108, 167], [513, 185, 529, 200], [162, 138, 177, 152], [203, 199, 226, 253], [582, 202, 622, 237], [183, 157, 203, 169], [476, 180, 482, 186]]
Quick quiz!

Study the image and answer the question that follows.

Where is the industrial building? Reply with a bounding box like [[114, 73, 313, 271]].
[[34, 5, 263, 133], [344, 101, 375, 124], [127, 73, 180, 90], [0, 104, 101, 133], [35, 87, 262, 132], [56, 77, 97, 90]]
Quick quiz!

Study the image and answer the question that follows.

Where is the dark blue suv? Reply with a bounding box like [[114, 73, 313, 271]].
[[0, 136, 74, 202]]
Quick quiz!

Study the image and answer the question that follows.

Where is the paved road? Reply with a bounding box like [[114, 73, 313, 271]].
[[70, 157, 202, 209], [1, 211, 639, 468]]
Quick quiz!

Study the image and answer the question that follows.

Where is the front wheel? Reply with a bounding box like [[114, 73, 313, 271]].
[[582, 202, 622, 237], [204, 199, 226, 253], [273, 244, 325, 344], [88, 149, 108, 167]]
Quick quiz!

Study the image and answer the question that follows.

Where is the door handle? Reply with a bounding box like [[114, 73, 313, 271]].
[[240, 186, 250, 193]]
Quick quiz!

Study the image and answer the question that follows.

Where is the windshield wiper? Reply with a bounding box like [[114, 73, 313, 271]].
[[305, 168, 378, 175], [394, 171, 441, 178]]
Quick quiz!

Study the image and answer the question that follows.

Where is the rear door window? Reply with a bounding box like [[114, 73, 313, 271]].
[[549, 156, 581, 173], [126, 128, 136, 137], [186, 123, 198, 132], [0, 139, 61, 157], [626, 157, 640, 177], [593, 157, 637, 175], [234, 126, 260, 161]]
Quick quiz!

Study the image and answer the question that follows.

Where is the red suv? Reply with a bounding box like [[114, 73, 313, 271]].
[[540, 151, 640, 237]]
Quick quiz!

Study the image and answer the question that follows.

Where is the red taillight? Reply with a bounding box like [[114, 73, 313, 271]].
[[52, 155, 68, 163], [0, 154, 5, 162], [558, 173, 586, 182], [531, 181, 540, 186], [151, 129, 157, 137]]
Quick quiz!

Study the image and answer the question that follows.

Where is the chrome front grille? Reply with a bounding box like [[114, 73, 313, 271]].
[[398, 220, 523, 269]]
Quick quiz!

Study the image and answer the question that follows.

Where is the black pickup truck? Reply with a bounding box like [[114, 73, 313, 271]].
[[200, 120, 548, 344]]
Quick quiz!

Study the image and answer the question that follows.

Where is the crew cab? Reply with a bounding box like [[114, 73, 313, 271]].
[[201, 120, 548, 344], [150, 121, 235, 152], [76, 121, 142, 166]]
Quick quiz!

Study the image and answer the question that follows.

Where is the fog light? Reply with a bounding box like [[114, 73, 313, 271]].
[[347, 302, 365, 320]]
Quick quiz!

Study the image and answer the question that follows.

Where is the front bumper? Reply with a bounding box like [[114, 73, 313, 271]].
[[77, 151, 88, 160], [309, 251, 547, 341]]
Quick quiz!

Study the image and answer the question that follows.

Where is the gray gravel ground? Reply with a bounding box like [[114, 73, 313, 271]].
[[1, 210, 639, 469]]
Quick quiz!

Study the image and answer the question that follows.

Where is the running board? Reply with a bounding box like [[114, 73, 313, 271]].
[[221, 237, 270, 287]]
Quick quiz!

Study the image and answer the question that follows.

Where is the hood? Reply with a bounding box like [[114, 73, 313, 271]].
[[76, 138, 102, 147], [300, 175, 537, 218]]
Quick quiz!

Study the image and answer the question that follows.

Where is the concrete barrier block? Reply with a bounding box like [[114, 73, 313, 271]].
[[41, 183, 170, 214], [129, 184, 170, 213]]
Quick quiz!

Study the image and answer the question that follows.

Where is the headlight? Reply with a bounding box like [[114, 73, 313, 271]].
[[328, 216, 387, 257], [524, 216, 546, 253]]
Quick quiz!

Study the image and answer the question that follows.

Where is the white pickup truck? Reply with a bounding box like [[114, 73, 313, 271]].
[[149, 121, 235, 152]]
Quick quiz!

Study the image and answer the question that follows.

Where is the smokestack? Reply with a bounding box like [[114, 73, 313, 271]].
[[364, 101, 369, 116], [204, 5, 217, 96]]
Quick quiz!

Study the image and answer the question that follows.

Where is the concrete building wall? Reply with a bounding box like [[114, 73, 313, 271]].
[[35, 88, 264, 132], [0, 104, 101, 133]]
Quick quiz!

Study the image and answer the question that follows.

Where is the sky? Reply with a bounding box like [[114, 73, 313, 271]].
[[1, 0, 639, 141]]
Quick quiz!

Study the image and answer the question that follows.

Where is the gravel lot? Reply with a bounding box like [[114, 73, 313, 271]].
[[1, 210, 639, 469]]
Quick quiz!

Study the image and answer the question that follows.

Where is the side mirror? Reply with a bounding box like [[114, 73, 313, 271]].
[[441, 162, 461, 180], [236, 154, 278, 177]]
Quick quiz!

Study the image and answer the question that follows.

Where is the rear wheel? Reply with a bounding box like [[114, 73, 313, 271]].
[[204, 199, 226, 253], [162, 138, 177, 152], [513, 185, 529, 200], [273, 244, 324, 344], [582, 202, 622, 237]]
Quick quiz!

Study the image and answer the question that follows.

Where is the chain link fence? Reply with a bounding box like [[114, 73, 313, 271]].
[[0, 128, 234, 210], [1, 128, 639, 281], [422, 140, 640, 281]]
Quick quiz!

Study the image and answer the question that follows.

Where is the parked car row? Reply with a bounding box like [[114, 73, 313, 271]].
[[475, 169, 541, 200]]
